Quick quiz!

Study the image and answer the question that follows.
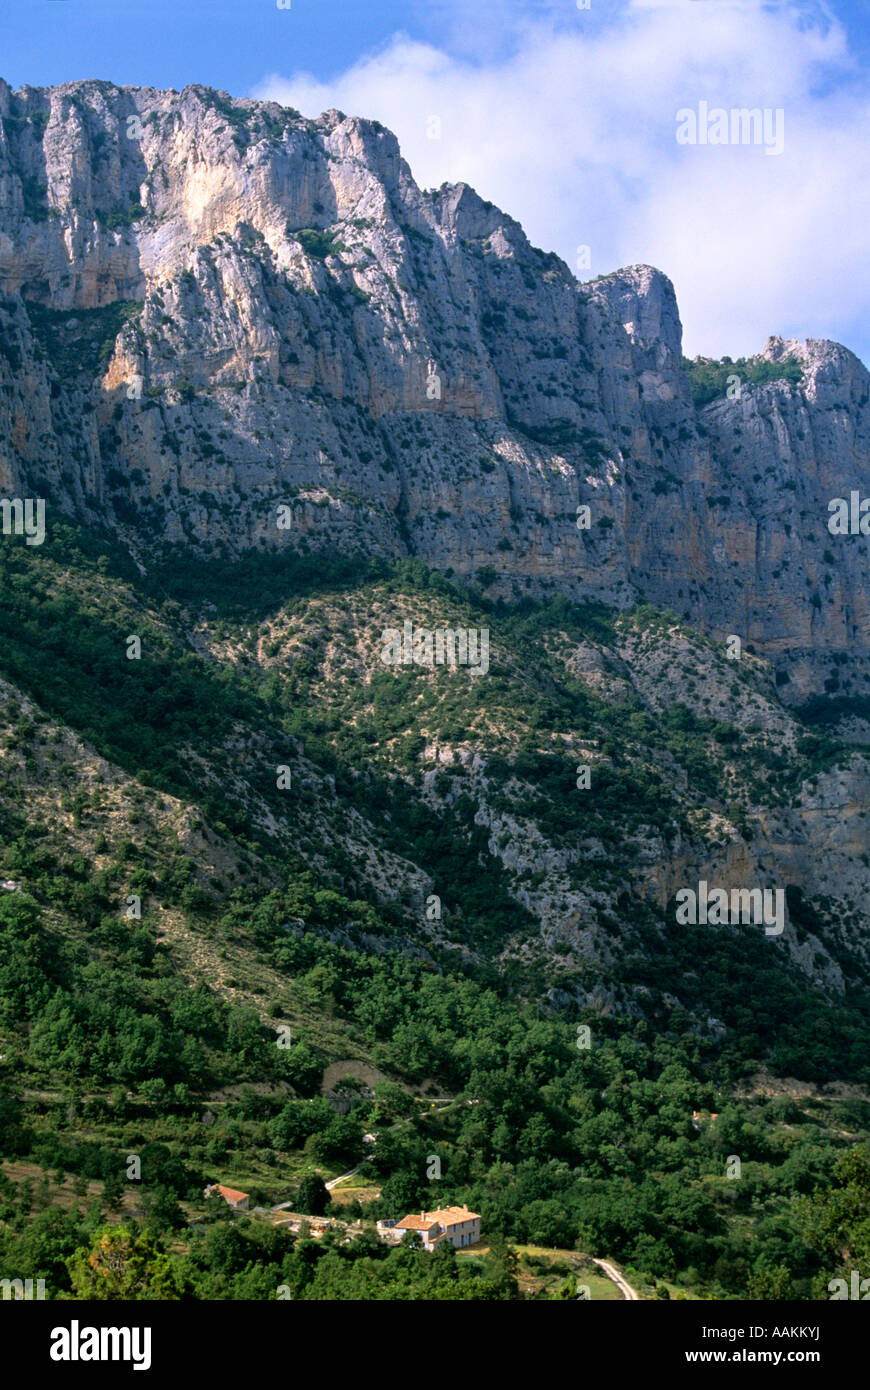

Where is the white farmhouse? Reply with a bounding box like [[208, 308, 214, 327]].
[[392, 1205, 480, 1251]]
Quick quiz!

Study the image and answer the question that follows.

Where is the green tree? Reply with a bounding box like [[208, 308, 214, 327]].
[[484, 1234, 520, 1298], [66, 1227, 183, 1300], [296, 1175, 330, 1217], [794, 1144, 870, 1268]]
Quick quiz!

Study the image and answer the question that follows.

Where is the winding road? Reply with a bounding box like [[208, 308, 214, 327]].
[[593, 1258, 639, 1300], [324, 1165, 362, 1191]]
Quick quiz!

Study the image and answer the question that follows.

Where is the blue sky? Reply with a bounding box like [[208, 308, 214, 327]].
[[4, 1, 870, 93], [3, 0, 869, 363]]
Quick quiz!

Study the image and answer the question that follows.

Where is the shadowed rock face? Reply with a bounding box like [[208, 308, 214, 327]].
[[0, 78, 868, 700]]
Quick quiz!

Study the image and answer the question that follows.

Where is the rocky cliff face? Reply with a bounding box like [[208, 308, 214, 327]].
[[0, 78, 868, 702]]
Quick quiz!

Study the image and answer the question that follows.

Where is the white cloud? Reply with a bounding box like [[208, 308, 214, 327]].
[[252, 0, 870, 363]]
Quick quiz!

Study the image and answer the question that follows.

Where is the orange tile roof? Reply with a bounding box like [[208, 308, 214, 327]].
[[396, 1205, 480, 1231], [424, 1205, 480, 1225], [208, 1184, 249, 1203], [395, 1214, 441, 1231]]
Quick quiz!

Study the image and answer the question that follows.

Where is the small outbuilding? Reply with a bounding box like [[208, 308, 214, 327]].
[[204, 1183, 250, 1210]]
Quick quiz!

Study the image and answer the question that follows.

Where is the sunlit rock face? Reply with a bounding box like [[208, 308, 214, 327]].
[[1, 78, 868, 699]]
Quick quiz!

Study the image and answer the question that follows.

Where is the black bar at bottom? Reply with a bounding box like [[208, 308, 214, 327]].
[[1, 1297, 864, 1376]]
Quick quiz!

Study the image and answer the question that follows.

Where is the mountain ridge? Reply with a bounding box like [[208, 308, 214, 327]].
[[1, 79, 868, 703]]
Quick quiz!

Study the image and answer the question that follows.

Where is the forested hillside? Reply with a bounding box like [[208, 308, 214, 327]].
[[0, 527, 868, 1299]]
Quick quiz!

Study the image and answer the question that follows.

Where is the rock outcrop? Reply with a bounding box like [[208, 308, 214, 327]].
[[0, 79, 868, 700]]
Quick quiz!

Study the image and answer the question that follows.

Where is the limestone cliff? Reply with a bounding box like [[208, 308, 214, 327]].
[[0, 78, 868, 703]]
